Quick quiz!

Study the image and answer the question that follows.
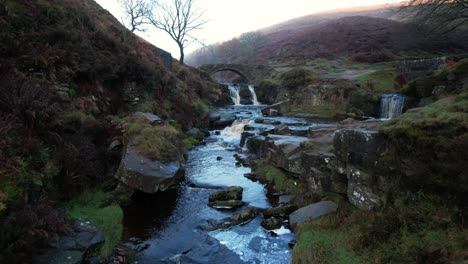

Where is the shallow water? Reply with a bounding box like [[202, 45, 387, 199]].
[[123, 106, 299, 263]]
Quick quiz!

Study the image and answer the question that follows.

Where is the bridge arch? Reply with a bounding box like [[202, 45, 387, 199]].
[[210, 68, 250, 83]]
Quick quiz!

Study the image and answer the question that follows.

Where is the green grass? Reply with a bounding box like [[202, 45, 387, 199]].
[[286, 105, 346, 119], [183, 136, 200, 149], [252, 160, 308, 199], [65, 190, 123, 257], [355, 69, 398, 93], [292, 192, 467, 264]]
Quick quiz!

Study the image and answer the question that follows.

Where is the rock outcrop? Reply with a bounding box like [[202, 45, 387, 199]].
[[115, 112, 185, 193], [208, 186, 244, 210], [38, 220, 104, 264], [115, 144, 185, 193]]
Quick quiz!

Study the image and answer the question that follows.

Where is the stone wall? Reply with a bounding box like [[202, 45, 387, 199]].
[[154, 47, 173, 69]]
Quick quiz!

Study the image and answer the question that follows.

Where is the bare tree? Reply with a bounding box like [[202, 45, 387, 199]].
[[119, 0, 153, 32], [402, 0, 468, 34], [147, 0, 207, 63]]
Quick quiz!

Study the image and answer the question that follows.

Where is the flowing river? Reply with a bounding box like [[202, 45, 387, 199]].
[[122, 105, 300, 263]]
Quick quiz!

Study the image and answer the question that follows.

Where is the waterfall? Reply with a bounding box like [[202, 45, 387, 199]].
[[220, 119, 249, 139], [228, 85, 241, 105], [380, 94, 405, 119], [248, 85, 260, 105]]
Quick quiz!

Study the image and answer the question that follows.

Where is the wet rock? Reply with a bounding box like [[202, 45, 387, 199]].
[[289, 201, 338, 228], [261, 100, 289, 116], [187, 128, 205, 140], [273, 124, 290, 135], [209, 200, 243, 210], [208, 186, 243, 203], [38, 220, 104, 264], [240, 131, 255, 147], [289, 127, 309, 137], [261, 217, 282, 230], [265, 135, 309, 174], [246, 136, 266, 156], [115, 144, 185, 193], [243, 124, 256, 131], [263, 204, 298, 219], [244, 173, 257, 181], [278, 195, 296, 205], [265, 108, 279, 116], [216, 156, 223, 161], [205, 207, 260, 230]]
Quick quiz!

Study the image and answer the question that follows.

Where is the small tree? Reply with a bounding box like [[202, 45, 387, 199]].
[[402, 0, 468, 34], [119, 0, 153, 32], [147, 0, 207, 63]]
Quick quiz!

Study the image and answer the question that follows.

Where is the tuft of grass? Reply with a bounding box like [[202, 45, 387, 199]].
[[125, 116, 185, 163], [183, 136, 200, 149], [65, 190, 123, 258], [252, 160, 308, 198]]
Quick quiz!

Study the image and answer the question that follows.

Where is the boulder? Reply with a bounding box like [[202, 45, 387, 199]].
[[38, 220, 104, 264], [264, 135, 309, 174], [187, 128, 206, 140], [204, 207, 260, 230], [273, 124, 290, 135], [261, 217, 282, 230], [246, 136, 266, 156], [263, 204, 298, 219], [333, 129, 386, 168], [261, 101, 289, 116], [289, 201, 338, 228], [115, 144, 185, 193], [333, 129, 387, 210], [208, 186, 243, 203], [300, 151, 347, 195], [240, 131, 255, 147]]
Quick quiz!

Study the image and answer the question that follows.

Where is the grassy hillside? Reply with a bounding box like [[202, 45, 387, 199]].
[[187, 15, 468, 66], [0, 0, 220, 262]]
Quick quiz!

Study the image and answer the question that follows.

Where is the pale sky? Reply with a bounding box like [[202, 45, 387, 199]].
[[94, 0, 402, 58]]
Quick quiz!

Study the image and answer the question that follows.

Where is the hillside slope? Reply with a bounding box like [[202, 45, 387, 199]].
[[0, 0, 220, 262], [187, 15, 468, 66]]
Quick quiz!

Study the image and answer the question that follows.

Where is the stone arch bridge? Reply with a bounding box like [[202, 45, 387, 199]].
[[198, 64, 274, 84]]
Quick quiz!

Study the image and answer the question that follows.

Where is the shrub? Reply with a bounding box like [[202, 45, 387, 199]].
[[278, 68, 315, 91]]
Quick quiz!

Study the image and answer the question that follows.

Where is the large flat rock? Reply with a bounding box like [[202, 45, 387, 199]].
[[115, 144, 184, 193], [289, 201, 338, 227]]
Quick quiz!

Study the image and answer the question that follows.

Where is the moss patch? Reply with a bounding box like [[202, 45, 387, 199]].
[[65, 190, 123, 257], [183, 136, 200, 149], [252, 160, 309, 201]]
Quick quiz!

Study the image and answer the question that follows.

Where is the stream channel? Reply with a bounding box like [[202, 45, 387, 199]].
[[122, 105, 308, 264]]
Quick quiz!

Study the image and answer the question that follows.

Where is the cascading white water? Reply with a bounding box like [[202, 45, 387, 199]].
[[228, 85, 241, 105], [380, 94, 405, 119], [220, 119, 249, 140], [248, 85, 260, 105]]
